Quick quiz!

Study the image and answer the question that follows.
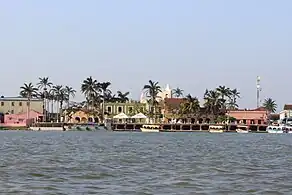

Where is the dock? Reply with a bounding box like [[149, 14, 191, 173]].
[[111, 123, 268, 132]]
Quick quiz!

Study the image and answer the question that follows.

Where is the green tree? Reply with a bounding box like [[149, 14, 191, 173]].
[[263, 98, 277, 113], [172, 87, 184, 98], [143, 80, 162, 122], [37, 77, 53, 121], [20, 83, 38, 122]]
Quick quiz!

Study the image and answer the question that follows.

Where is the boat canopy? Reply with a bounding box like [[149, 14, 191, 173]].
[[209, 125, 224, 129], [113, 112, 129, 119]]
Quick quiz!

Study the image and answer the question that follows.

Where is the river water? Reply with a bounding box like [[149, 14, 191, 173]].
[[0, 131, 291, 194]]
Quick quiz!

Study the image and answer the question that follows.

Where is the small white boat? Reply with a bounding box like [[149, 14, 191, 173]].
[[209, 125, 224, 133], [266, 125, 284, 133], [236, 125, 249, 133], [140, 124, 160, 132]]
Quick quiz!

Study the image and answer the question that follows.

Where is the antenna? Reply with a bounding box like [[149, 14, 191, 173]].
[[256, 76, 261, 108]]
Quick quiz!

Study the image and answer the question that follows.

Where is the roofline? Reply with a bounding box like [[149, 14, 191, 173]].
[[0, 97, 43, 101]]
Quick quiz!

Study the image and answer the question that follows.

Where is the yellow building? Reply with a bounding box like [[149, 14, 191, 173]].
[[66, 110, 100, 123], [0, 97, 43, 114]]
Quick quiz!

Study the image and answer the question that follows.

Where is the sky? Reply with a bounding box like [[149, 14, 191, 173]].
[[0, 0, 291, 111]]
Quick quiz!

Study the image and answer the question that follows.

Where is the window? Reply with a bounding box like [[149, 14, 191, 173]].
[[118, 106, 122, 113], [0, 102, 4, 106], [107, 106, 112, 113], [250, 120, 254, 124], [19, 102, 22, 106], [258, 120, 262, 124], [128, 107, 133, 113], [140, 107, 144, 112], [243, 119, 246, 124], [11, 102, 14, 106]]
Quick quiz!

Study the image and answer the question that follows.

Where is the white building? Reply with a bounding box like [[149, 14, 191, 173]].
[[140, 84, 172, 104], [279, 104, 292, 120]]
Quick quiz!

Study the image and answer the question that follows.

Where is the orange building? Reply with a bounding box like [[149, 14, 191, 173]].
[[227, 107, 268, 125]]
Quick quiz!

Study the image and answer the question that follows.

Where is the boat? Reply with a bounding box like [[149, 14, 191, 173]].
[[266, 125, 284, 133], [208, 125, 224, 133], [236, 125, 249, 133], [140, 124, 160, 132], [70, 123, 100, 131]]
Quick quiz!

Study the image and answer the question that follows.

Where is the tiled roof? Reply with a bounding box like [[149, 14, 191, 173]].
[[228, 110, 267, 120], [0, 96, 42, 101], [284, 104, 292, 110], [164, 98, 185, 107]]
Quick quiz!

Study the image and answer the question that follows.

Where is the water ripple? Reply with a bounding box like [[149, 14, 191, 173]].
[[0, 131, 291, 194]]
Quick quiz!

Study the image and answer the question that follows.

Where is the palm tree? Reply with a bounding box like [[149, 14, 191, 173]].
[[172, 88, 184, 98], [263, 98, 277, 113], [37, 77, 53, 122], [204, 89, 224, 121], [143, 80, 162, 122], [216, 85, 231, 108], [64, 86, 76, 109], [51, 85, 64, 122], [98, 82, 111, 122], [81, 76, 99, 110], [20, 83, 38, 123], [180, 94, 200, 118], [117, 91, 130, 103], [227, 88, 240, 110], [47, 89, 55, 121]]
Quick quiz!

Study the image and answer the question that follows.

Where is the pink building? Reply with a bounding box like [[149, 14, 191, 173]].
[[1, 110, 43, 127], [228, 107, 268, 125]]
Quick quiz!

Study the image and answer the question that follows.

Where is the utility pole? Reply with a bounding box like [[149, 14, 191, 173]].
[[256, 76, 261, 108]]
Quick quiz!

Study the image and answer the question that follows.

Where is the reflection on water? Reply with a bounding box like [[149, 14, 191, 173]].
[[0, 131, 291, 194]]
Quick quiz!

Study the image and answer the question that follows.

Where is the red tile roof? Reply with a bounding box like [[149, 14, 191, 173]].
[[284, 104, 292, 110]]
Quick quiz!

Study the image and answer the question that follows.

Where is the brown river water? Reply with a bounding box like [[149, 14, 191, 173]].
[[0, 131, 291, 194]]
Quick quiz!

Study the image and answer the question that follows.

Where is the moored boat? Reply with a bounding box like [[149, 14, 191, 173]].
[[140, 124, 160, 132], [266, 125, 284, 133], [236, 125, 249, 133], [208, 125, 224, 133]]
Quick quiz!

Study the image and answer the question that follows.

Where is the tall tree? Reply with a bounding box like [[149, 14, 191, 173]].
[[37, 77, 53, 122], [227, 89, 240, 110], [20, 83, 38, 122], [216, 85, 231, 100], [117, 91, 130, 103], [179, 94, 200, 118], [64, 86, 76, 109], [204, 89, 225, 121], [81, 76, 99, 110], [98, 82, 111, 121], [172, 88, 184, 98], [51, 85, 64, 122], [263, 98, 277, 113], [143, 80, 162, 122]]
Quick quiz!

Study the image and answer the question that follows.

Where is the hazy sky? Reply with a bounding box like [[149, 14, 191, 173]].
[[0, 0, 291, 110]]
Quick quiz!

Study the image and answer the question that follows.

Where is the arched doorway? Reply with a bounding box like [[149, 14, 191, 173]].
[[191, 118, 196, 124], [198, 118, 203, 124], [75, 117, 80, 123], [205, 118, 210, 124], [94, 117, 99, 123], [81, 117, 87, 123], [88, 117, 93, 123]]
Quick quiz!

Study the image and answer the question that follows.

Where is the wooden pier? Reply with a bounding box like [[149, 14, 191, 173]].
[[111, 123, 268, 132]]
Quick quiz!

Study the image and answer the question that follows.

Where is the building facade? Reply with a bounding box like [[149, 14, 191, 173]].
[[104, 101, 147, 117], [227, 107, 268, 125], [0, 97, 44, 115], [140, 84, 172, 103], [279, 104, 292, 121]]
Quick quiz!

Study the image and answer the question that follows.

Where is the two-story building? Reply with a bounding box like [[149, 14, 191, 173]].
[[227, 107, 268, 125], [0, 96, 43, 115], [279, 104, 292, 120], [104, 101, 147, 117]]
